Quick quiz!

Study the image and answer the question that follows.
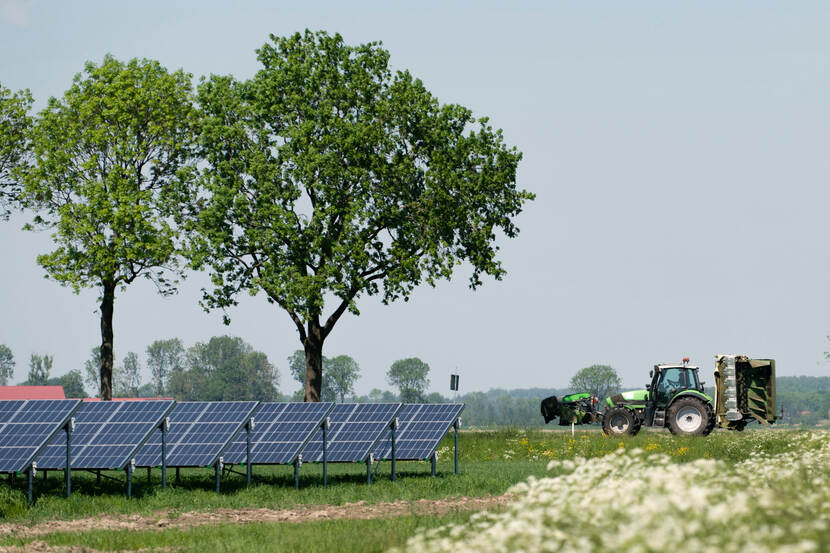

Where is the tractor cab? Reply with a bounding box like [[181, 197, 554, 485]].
[[648, 358, 704, 405]]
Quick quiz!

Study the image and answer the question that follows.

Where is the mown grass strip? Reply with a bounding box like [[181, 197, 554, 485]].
[[2, 512, 478, 553]]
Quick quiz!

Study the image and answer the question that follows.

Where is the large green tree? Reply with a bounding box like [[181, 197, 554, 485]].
[[26, 353, 52, 385], [188, 31, 532, 401], [47, 370, 87, 398], [325, 354, 360, 403], [0, 84, 32, 220], [146, 338, 185, 397], [387, 357, 430, 402], [19, 56, 195, 399], [0, 344, 14, 385], [569, 364, 621, 401], [168, 336, 279, 401]]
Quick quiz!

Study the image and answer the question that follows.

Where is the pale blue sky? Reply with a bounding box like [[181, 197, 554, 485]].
[[1, 1, 828, 396]]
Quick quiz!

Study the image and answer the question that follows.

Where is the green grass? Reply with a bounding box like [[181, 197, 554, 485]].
[[0, 428, 812, 553], [0, 428, 799, 524], [3, 512, 478, 553]]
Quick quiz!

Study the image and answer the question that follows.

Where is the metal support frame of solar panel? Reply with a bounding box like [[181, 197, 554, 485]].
[[302, 403, 402, 464], [134, 401, 258, 469], [374, 403, 465, 461], [36, 400, 175, 471], [224, 402, 334, 466], [0, 399, 81, 475]]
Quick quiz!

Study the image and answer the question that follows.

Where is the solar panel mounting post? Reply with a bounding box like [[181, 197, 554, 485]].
[[65, 417, 73, 498], [215, 458, 222, 493], [366, 453, 374, 484], [322, 417, 329, 487], [161, 417, 168, 489], [293, 456, 301, 490], [126, 461, 133, 499], [453, 419, 459, 475], [27, 464, 35, 505], [390, 417, 398, 482], [430, 451, 436, 477], [246, 419, 252, 487]]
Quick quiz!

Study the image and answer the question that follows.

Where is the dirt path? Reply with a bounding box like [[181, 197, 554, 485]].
[[0, 494, 511, 544]]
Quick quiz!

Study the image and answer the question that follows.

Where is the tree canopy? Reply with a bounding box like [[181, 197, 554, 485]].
[[0, 84, 32, 220], [0, 344, 14, 385], [186, 30, 532, 401], [167, 335, 280, 401], [387, 357, 431, 402], [19, 56, 195, 399], [569, 364, 621, 401], [146, 338, 185, 396], [26, 353, 52, 386]]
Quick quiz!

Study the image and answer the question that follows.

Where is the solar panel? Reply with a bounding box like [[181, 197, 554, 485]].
[[36, 400, 175, 470], [374, 403, 464, 461], [0, 399, 81, 474], [302, 403, 401, 463], [134, 401, 258, 468], [224, 402, 334, 465]]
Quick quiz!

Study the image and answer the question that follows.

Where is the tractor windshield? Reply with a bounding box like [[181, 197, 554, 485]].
[[656, 368, 699, 399]]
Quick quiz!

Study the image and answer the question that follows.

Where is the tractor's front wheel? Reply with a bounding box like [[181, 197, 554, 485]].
[[667, 397, 713, 436], [602, 407, 638, 436]]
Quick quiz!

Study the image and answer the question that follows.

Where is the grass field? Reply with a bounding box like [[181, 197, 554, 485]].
[[0, 428, 825, 552]]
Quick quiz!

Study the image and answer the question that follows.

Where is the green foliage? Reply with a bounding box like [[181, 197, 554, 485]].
[[167, 336, 279, 401], [46, 369, 88, 398], [388, 358, 430, 402], [569, 364, 621, 400], [0, 344, 14, 385], [288, 349, 359, 402], [20, 55, 196, 399], [25, 353, 52, 385], [185, 30, 531, 399], [0, 84, 32, 220], [146, 338, 184, 397], [117, 352, 142, 397], [326, 355, 360, 402], [82, 347, 101, 396], [0, 485, 26, 519]]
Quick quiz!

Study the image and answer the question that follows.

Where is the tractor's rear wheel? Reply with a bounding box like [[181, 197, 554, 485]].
[[667, 397, 713, 436], [602, 407, 638, 436]]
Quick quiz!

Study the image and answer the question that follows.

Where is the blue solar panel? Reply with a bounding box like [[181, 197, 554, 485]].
[[374, 403, 464, 461], [36, 400, 175, 470], [224, 402, 334, 465], [0, 399, 81, 474], [302, 403, 401, 463], [134, 401, 258, 468]]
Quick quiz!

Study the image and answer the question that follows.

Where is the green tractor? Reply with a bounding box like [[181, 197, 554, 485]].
[[541, 355, 777, 436]]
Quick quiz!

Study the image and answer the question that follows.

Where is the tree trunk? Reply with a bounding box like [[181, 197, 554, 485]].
[[99, 279, 116, 401], [303, 320, 324, 402]]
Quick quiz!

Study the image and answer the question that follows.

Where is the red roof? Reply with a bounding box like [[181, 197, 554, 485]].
[[0, 386, 66, 400]]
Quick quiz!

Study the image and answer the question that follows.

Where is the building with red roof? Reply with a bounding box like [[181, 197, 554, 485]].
[[0, 386, 66, 400]]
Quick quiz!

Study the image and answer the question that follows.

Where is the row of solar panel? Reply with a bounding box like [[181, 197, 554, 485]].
[[0, 400, 463, 475]]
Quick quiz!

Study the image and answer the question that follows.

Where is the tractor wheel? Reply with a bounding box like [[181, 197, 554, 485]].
[[667, 397, 713, 436], [602, 407, 637, 436]]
